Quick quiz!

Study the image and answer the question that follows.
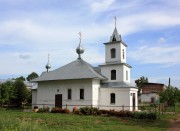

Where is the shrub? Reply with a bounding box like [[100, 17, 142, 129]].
[[100, 110, 109, 115], [34, 106, 38, 109], [51, 107, 63, 113], [37, 106, 49, 113], [51, 107, 70, 114], [116, 110, 133, 117], [140, 105, 146, 111], [64, 108, 70, 114], [132, 111, 157, 120], [108, 110, 117, 116], [79, 107, 100, 115]]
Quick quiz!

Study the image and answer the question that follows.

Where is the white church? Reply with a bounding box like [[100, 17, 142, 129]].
[[32, 19, 138, 111]]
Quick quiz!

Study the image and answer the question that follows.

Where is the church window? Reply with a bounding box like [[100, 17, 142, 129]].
[[111, 48, 116, 58], [112, 35, 116, 41], [111, 70, 116, 80], [80, 89, 84, 99], [126, 70, 128, 81], [123, 49, 125, 59], [110, 93, 115, 104], [68, 89, 71, 99]]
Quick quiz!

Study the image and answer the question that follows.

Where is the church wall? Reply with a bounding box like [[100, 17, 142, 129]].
[[99, 88, 138, 111], [123, 65, 131, 83], [100, 65, 124, 82], [92, 79, 101, 106], [105, 43, 121, 63], [129, 88, 138, 111], [36, 79, 93, 110], [99, 88, 131, 111], [32, 89, 37, 107]]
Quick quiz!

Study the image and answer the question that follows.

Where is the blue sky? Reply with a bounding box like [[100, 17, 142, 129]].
[[0, 0, 180, 88]]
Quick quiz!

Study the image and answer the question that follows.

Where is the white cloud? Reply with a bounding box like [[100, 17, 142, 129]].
[[158, 37, 166, 44], [119, 12, 180, 36], [91, 0, 115, 13], [128, 45, 180, 66], [19, 54, 31, 59]]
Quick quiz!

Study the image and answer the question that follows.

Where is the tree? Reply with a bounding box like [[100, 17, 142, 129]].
[[13, 76, 26, 81], [0, 81, 15, 105], [135, 76, 148, 96], [159, 85, 180, 106], [26, 72, 39, 81], [14, 79, 29, 106]]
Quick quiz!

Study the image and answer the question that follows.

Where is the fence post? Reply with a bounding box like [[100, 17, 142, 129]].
[[66, 104, 67, 109], [174, 104, 175, 114], [122, 105, 124, 111]]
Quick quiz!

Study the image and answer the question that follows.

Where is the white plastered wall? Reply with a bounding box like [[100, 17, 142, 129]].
[[36, 79, 93, 110], [141, 93, 159, 103], [99, 87, 138, 111], [100, 64, 130, 83]]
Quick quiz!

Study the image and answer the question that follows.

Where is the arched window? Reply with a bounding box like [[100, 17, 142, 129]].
[[110, 93, 115, 104], [112, 35, 116, 41], [111, 70, 116, 80], [111, 48, 116, 58]]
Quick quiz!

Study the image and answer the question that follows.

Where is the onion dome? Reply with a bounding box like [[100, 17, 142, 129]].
[[45, 54, 51, 72], [76, 32, 85, 59]]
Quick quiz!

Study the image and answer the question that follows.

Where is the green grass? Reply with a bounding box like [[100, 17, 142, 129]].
[[175, 103, 180, 113], [0, 109, 177, 131]]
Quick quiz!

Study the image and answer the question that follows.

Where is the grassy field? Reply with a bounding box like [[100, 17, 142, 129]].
[[0, 109, 177, 131]]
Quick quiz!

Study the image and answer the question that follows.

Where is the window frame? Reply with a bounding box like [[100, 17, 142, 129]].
[[80, 89, 84, 100], [111, 70, 116, 80], [111, 48, 116, 58], [110, 93, 115, 104], [67, 89, 72, 100]]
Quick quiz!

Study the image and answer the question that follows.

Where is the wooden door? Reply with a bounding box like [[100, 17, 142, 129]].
[[55, 94, 62, 108], [151, 97, 155, 103]]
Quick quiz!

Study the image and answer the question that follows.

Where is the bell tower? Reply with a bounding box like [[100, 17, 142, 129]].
[[100, 17, 131, 83], [104, 16, 127, 64]]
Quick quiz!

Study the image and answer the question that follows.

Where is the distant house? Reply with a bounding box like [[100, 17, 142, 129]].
[[140, 83, 165, 103]]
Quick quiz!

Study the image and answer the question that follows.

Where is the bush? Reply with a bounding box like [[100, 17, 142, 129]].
[[73, 107, 80, 114], [132, 111, 157, 120], [116, 110, 133, 117], [51, 107, 70, 114], [37, 106, 49, 113], [108, 110, 116, 116], [79, 107, 100, 115], [34, 106, 38, 109]]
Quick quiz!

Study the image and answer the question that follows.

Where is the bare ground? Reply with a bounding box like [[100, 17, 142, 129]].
[[167, 114, 180, 131]]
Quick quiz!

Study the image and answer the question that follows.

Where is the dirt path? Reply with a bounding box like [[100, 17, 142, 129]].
[[167, 114, 180, 131]]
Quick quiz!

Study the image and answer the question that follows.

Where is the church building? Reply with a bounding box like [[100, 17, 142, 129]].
[[32, 19, 138, 111]]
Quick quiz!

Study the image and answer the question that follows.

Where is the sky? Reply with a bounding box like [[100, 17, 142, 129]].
[[0, 0, 180, 88]]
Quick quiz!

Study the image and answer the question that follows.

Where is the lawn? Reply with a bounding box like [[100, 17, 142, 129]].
[[0, 109, 177, 131]]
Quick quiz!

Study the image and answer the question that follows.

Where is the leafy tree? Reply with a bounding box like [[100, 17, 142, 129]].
[[135, 76, 148, 96], [13, 76, 26, 81], [0, 81, 15, 105], [14, 79, 29, 106], [26, 72, 39, 81], [159, 85, 180, 106]]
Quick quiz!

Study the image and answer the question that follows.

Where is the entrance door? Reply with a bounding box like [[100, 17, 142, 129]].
[[151, 97, 155, 103], [132, 93, 136, 111], [55, 94, 62, 108]]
